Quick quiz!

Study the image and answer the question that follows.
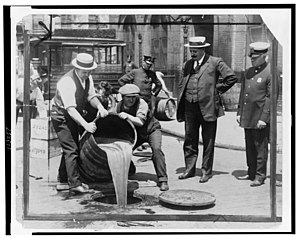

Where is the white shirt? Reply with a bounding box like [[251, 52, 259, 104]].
[[55, 71, 97, 109], [16, 77, 46, 116], [193, 54, 205, 69]]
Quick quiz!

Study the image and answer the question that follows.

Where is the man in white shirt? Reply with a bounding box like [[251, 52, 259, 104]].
[[16, 73, 46, 122], [116, 84, 169, 191], [51, 53, 108, 193]]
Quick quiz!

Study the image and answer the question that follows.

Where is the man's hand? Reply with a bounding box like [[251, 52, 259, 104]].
[[84, 122, 97, 133], [119, 112, 129, 120], [257, 120, 267, 129], [97, 107, 108, 118], [236, 115, 240, 124]]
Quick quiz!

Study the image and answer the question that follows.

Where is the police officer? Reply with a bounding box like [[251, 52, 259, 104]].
[[118, 55, 162, 114], [237, 42, 278, 187]]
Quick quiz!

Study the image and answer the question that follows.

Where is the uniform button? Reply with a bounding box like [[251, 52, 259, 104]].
[[244, 102, 247, 105], [252, 78, 254, 80], [245, 94, 248, 96]]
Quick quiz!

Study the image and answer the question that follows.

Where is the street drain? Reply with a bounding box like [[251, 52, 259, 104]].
[[91, 193, 142, 206]]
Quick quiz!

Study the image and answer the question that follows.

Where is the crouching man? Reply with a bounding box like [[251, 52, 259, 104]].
[[116, 84, 169, 191]]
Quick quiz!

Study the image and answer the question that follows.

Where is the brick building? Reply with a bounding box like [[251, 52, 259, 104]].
[[16, 13, 282, 111]]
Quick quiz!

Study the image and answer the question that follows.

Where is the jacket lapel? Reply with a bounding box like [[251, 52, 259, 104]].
[[196, 55, 210, 79]]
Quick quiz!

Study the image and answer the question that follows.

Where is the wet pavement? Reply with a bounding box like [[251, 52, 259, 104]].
[[13, 112, 285, 232]]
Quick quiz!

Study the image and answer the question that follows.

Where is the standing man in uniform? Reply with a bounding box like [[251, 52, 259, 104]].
[[118, 55, 162, 114], [116, 84, 169, 191], [177, 36, 237, 183], [51, 53, 108, 193], [237, 42, 278, 187]]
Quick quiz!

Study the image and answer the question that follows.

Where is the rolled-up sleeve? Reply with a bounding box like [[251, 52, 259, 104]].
[[136, 99, 149, 124], [57, 76, 77, 109], [87, 76, 97, 102]]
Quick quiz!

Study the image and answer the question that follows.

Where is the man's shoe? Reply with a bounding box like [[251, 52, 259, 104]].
[[70, 185, 92, 194], [159, 181, 169, 191], [199, 174, 212, 183], [250, 180, 264, 187], [56, 183, 69, 191], [178, 171, 195, 180], [237, 174, 252, 180]]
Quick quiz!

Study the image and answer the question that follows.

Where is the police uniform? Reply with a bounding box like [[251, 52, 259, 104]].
[[237, 42, 278, 186], [118, 55, 162, 112]]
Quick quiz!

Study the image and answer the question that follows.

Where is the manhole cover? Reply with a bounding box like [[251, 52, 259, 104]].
[[159, 189, 216, 207], [91, 193, 142, 206]]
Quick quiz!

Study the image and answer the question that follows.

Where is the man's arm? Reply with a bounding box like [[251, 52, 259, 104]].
[[88, 77, 108, 118], [118, 70, 135, 86], [259, 74, 272, 124], [89, 96, 108, 118], [216, 59, 238, 94], [119, 112, 144, 127], [67, 107, 97, 133], [118, 99, 148, 127], [151, 71, 162, 96], [155, 71, 171, 97]]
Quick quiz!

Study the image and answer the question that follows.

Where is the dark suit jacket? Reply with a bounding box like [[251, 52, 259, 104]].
[[237, 63, 278, 128], [176, 54, 237, 122]]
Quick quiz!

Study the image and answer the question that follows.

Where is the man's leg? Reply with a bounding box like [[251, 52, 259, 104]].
[[253, 127, 269, 182], [51, 117, 82, 188], [182, 100, 201, 176], [147, 129, 168, 182], [244, 129, 257, 180], [200, 119, 217, 176]]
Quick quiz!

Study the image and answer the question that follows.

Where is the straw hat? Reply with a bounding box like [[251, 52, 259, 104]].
[[72, 53, 97, 70], [184, 36, 211, 48]]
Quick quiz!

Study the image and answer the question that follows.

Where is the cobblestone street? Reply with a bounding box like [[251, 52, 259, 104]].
[[12, 112, 287, 232]]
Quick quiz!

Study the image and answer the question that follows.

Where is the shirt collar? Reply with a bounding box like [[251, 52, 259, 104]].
[[194, 54, 205, 67]]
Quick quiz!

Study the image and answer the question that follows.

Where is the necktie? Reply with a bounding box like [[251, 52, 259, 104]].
[[194, 61, 200, 72]]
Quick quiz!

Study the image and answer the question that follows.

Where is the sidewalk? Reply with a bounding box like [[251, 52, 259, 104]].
[[160, 111, 283, 153]]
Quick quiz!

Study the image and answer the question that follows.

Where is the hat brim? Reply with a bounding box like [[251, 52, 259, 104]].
[[184, 43, 211, 48], [71, 58, 97, 70]]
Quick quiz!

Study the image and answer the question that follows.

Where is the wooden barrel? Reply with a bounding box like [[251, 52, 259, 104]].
[[78, 113, 136, 183], [154, 97, 177, 121]]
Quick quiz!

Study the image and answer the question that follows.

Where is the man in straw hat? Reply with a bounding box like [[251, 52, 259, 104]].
[[51, 53, 108, 193], [177, 36, 237, 183], [237, 42, 279, 187], [116, 84, 169, 191]]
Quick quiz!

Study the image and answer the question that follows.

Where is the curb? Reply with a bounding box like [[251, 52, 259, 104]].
[[161, 128, 282, 153]]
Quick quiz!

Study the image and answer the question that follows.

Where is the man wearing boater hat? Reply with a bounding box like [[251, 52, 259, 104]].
[[116, 84, 169, 191], [51, 53, 108, 193], [237, 42, 279, 187], [118, 54, 162, 114], [177, 36, 237, 183]]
